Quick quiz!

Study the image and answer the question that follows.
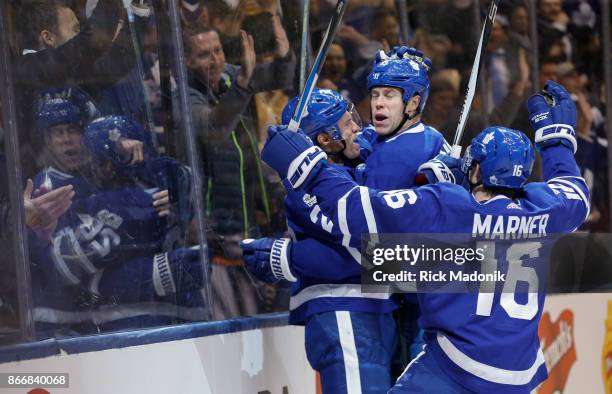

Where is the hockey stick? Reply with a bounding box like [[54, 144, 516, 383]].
[[288, 0, 348, 132], [298, 0, 311, 92], [123, 1, 159, 148], [450, 0, 500, 158]]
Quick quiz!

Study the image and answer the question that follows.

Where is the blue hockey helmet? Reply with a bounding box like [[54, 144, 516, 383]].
[[462, 127, 535, 189], [367, 58, 430, 113], [35, 97, 88, 134], [83, 116, 153, 171], [35, 88, 98, 134], [282, 89, 348, 142]]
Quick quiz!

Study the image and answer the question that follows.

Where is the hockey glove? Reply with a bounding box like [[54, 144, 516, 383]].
[[528, 80, 577, 153], [356, 125, 375, 160], [417, 154, 469, 189], [376, 46, 433, 70], [240, 238, 296, 283], [261, 125, 327, 189], [152, 247, 204, 297]]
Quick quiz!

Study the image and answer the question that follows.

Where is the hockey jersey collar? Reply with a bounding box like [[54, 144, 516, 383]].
[[472, 194, 511, 205], [384, 122, 425, 143]]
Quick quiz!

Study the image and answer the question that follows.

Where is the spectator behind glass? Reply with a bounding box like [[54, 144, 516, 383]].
[[318, 42, 369, 121], [453, 45, 531, 148], [183, 22, 295, 319], [242, 11, 290, 151], [415, 0, 478, 70], [15, 0, 133, 179], [509, 3, 531, 47], [539, 59, 558, 89], [370, 8, 400, 49], [414, 28, 452, 70], [537, 0, 573, 62], [423, 75, 458, 135], [486, 15, 531, 110], [242, 11, 292, 248], [565, 0, 600, 75], [207, 0, 246, 65], [557, 62, 604, 228], [180, 0, 209, 27], [335, 8, 399, 71]]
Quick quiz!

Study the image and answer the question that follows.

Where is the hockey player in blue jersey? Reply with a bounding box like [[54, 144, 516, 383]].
[[360, 47, 450, 371], [30, 95, 174, 334], [242, 47, 451, 391], [258, 80, 589, 393], [28, 92, 107, 334], [244, 88, 400, 394], [247, 43, 450, 367], [30, 95, 205, 333], [76, 115, 206, 330], [354, 46, 450, 190]]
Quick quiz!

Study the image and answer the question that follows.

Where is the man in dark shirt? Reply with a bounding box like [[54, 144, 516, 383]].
[[183, 17, 296, 318], [14, 0, 132, 178]]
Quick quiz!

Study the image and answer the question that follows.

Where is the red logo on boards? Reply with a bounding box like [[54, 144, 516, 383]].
[[537, 310, 577, 394]]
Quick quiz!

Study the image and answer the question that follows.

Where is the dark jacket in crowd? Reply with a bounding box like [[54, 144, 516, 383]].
[[13, 0, 133, 178], [187, 54, 296, 249]]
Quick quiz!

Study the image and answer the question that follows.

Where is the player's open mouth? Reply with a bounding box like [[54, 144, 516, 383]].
[[62, 149, 81, 162], [373, 114, 388, 126]]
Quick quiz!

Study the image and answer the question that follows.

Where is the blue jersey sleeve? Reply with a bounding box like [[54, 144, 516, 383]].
[[306, 165, 442, 249], [284, 165, 357, 246], [290, 238, 362, 281], [527, 145, 590, 231]]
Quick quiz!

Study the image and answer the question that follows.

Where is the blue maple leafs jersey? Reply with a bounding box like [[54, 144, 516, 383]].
[[356, 123, 451, 189], [300, 144, 589, 393], [285, 122, 449, 324], [285, 165, 391, 324], [28, 158, 191, 330]]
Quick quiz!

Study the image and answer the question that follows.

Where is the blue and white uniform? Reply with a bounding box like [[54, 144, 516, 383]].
[[357, 122, 450, 189], [296, 143, 588, 393], [283, 122, 448, 394], [288, 122, 449, 321], [29, 113, 206, 335], [277, 78, 447, 391]]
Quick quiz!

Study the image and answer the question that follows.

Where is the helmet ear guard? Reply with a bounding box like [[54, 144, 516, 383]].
[[282, 89, 349, 143]]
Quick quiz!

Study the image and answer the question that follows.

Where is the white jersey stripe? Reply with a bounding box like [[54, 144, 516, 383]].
[[289, 284, 391, 311], [437, 333, 545, 385], [395, 347, 426, 384], [336, 311, 362, 394], [548, 177, 590, 220], [359, 187, 378, 234], [338, 186, 358, 248], [339, 186, 363, 263]]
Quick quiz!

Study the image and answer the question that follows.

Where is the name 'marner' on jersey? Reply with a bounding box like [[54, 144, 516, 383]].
[[299, 144, 589, 393]]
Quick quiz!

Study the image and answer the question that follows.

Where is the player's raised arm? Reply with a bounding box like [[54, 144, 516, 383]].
[[527, 81, 590, 228]]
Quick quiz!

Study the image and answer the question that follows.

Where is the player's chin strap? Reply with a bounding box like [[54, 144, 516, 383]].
[[465, 159, 483, 192], [385, 104, 420, 140], [469, 178, 483, 192], [327, 139, 353, 164]]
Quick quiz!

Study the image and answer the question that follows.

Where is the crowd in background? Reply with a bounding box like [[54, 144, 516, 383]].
[[0, 0, 609, 342]]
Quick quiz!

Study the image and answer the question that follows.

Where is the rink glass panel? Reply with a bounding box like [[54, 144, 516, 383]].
[[2, 0, 201, 342], [0, 0, 609, 347]]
